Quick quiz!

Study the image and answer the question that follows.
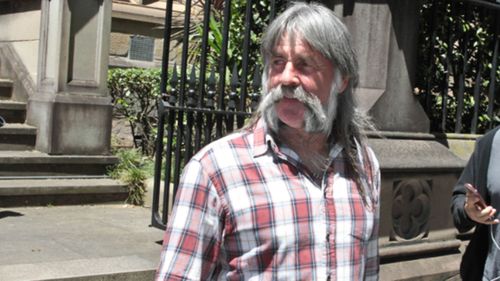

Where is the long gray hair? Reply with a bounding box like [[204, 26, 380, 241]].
[[245, 2, 376, 204]]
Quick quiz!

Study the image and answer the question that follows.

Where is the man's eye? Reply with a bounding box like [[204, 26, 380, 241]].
[[298, 62, 308, 68], [272, 59, 285, 66], [297, 61, 313, 72]]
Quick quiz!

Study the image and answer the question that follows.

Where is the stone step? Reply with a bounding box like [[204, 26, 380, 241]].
[[0, 100, 26, 123], [0, 150, 118, 177], [0, 178, 129, 207], [0, 123, 36, 150], [0, 78, 13, 100]]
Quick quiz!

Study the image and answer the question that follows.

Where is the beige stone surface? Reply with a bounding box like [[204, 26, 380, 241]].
[[11, 41, 39, 83], [0, 11, 40, 41], [444, 133, 480, 161], [112, 0, 203, 27], [154, 38, 164, 61], [112, 118, 134, 149], [0, 204, 163, 281], [110, 33, 130, 56]]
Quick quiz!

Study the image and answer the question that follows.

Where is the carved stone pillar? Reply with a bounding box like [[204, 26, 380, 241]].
[[27, 0, 112, 155], [319, 1, 465, 279], [326, 0, 429, 132]]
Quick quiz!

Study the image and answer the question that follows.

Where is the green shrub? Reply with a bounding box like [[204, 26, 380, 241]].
[[416, 1, 499, 133], [108, 148, 154, 205], [108, 67, 161, 155]]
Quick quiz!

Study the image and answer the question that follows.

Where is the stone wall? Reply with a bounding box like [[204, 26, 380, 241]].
[[0, 1, 41, 85], [109, 0, 198, 69], [108, 33, 169, 68]]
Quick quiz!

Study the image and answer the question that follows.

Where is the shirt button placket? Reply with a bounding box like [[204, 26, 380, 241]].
[[319, 199, 329, 278]]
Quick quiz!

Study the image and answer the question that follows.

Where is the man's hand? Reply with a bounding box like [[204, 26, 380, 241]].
[[464, 190, 500, 225]]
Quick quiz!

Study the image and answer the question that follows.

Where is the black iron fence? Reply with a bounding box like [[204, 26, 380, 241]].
[[151, 0, 286, 229], [417, 0, 499, 134], [151, 0, 500, 229]]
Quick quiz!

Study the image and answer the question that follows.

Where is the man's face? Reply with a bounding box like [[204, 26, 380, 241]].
[[263, 34, 338, 133]]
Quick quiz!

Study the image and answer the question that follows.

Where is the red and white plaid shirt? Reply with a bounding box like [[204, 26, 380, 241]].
[[156, 119, 380, 280]]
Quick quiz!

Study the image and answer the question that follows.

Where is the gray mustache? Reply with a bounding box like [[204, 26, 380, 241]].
[[267, 85, 327, 121]]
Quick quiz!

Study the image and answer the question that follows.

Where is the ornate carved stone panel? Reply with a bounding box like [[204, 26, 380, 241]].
[[391, 179, 432, 241]]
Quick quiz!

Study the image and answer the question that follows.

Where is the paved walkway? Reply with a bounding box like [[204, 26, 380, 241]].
[[0, 204, 164, 281], [0, 203, 462, 281]]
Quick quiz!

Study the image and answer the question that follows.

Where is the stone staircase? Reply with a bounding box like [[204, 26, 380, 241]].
[[0, 76, 158, 281], [0, 78, 129, 207]]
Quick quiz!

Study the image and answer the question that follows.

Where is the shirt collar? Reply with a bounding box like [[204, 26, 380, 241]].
[[252, 118, 276, 157], [252, 118, 344, 160]]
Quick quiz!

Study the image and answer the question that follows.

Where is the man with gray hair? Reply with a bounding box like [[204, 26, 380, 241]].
[[156, 2, 380, 280]]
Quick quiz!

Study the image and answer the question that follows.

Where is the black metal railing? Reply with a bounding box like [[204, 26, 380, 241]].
[[418, 0, 499, 134], [151, 0, 283, 229], [152, 0, 500, 229]]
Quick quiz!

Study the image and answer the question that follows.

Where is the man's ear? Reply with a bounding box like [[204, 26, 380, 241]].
[[337, 77, 349, 94]]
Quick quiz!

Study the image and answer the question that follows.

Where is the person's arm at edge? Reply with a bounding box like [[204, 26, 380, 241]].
[[451, 142, 479, 233]]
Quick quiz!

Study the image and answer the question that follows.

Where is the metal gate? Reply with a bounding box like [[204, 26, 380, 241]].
[[151, 0, 500, 229], [150, 0, 286, 229], [418, 0, 499, 133]]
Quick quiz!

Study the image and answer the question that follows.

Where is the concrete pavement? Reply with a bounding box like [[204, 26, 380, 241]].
[[0, 202, 462, 281], [0, 204, 164, 281]]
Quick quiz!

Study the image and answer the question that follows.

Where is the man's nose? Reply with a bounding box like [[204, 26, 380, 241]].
[[280, 62, 300, 86]]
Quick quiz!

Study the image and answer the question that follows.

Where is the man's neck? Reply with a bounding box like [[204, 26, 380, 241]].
[[279, 127, 328, 153], [278, 126, 331, 175]]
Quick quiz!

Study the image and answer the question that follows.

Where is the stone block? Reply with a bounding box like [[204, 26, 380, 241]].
[[367, 133, 465, 279], [51, 97, 112, 155], [109, 33, 130, 57], [154, 38, 163, 61], [27, 94, 113, 155], [0, 10, 40, 41], [439, 133, 479, 161], [327, 1, 429, 132]]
